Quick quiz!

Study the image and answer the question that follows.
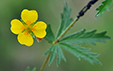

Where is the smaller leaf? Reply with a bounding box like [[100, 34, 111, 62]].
[[26, 67, 30, 71], [57, 46, 62, 66], [59, 43, 101, 65], [58, 46, 66, 62], [95, 0, 112, 17], [60, 29, 110, 45], [49, 45, 57, 65], [56, 2, 73, 39], [32, 67, 36, 71], [45, 24, 55, 43], [81, 52, 101, 65], [60, 43, 83, 60], [45, 44, 66, 66], [57, 45, 66, 66]]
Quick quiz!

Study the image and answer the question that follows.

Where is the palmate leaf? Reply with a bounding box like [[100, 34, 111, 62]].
[[44, 2, 111, 67], [56, 2, 73, 39], [45, 24, 55, 43], [60, 29, 110, 45], [44, 44, 66, 66], [95, 0, 112, 17], [59, 43, 101, 65]]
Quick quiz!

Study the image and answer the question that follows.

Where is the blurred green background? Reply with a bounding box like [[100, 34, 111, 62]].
[[0, 0, 113, 71]]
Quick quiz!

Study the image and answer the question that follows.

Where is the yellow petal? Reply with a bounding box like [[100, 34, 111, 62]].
[[32, 21, 47, 30], [11, 19, 25, 34], [33, 30, 47, 38], [21, 9, 38, 24], [31, 21, 47, 38], [17, 32, 34, 46]]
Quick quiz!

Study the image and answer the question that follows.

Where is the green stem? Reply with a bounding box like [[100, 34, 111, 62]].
[[40, 52, 51, 71], [54, 17, 79, 44]]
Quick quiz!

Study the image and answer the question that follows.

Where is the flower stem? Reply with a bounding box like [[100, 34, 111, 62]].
[[40, 52, 51, 71]]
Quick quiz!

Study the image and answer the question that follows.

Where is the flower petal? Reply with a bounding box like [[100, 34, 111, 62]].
[[21, 9, 38, 24], [11, 19, 25, 34], [32, 21, 47, 30], [31, 21, 47, 38], [33, 30, 47, 38], [17, 32, 34, 46]]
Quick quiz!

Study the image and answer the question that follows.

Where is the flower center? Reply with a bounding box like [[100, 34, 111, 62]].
[[26, 20, 32, 26], [25, 31, 29, 35], [21, 20, 35, 36]]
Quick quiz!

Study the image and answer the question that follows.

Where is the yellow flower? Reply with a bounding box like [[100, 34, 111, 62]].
[[10, 9, 47, 46]]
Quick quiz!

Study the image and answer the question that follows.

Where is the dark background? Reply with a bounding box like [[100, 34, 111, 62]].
[[0, 0, 113, 71]]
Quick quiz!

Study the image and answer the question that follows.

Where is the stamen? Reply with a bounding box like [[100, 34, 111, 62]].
[[26, 20, 32, 25], [24, 31, 30, 35]]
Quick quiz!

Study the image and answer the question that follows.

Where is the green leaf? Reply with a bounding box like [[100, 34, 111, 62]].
[[59, 43, 101, 64], [56, 2, 73, 39], [32, 68, 36, 71], [44, 44, 66, 66], [45, 24, 55, 43], [26, 67, 30, 71], [60, 29, 110, 45], [49, 45, 57, 65], [95, 0, 112, 17], [57, 45, 66, 66]]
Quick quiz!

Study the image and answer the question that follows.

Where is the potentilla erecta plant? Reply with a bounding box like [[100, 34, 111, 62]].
[[10, 0, 112, 71]]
